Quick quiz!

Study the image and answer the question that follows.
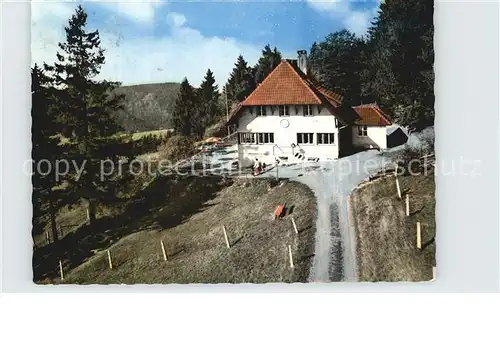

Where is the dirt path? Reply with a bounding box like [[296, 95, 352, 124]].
[[272, 152, 392, 282], [301, 175, 336, 282]]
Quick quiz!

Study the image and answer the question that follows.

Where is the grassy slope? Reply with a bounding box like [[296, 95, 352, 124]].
[[350, 172, 436, 282], [36, 177, 316, 284], [33, 200, 88, 248]]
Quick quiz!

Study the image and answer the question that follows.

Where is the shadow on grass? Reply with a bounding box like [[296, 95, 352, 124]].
[[33, 175, 231, 282], [167, 245, 186, 259], [298, 225, 313, 234], [421, 236, 435, 251], [299, 253, 315, 263], [230, 236, 244, 247]]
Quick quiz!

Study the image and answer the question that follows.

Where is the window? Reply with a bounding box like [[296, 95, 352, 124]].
[[239, 132, 255, 144], [358, 126, 368, 136], [256, 106, 266, 116], [304, 104, 314, 116], [257, 132, 274, 144], [279, 105, 290, 117], [317, 133, 335, 144], [297, 133, 314, 144]]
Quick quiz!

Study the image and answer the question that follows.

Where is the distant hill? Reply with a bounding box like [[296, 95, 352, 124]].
[[114, 82, 181, 132]]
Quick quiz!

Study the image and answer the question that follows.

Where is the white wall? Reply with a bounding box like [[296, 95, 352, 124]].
[[351, 125, 388, 150], [236, 105, 340, 166]]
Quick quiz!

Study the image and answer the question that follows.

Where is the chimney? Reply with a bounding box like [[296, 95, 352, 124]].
[[297, 50, 307, 76]]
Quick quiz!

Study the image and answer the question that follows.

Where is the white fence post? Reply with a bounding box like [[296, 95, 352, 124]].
[[416, 222, 422, 249], [107, 250, 113, 269], [222, 225, 230, 248], [396, 177, 402, 199], [291, 217, 299, 235], [288, 245, 294, 268], [160, 240, 168, 261], [406, 194, 410, 216], [59, 260, 64, 281]]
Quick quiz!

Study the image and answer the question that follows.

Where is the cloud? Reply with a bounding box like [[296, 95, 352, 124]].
[[343, 8, 378, 36], [168, 12, 187, 27], [31, 2, 261, 86], [31, 2, 76, 67], [306, 0, 379, 36], [96, 0, 166, 24], [97, 25, 262, 87], [306, 0, 350, 13], [31, 1, 75, 22]]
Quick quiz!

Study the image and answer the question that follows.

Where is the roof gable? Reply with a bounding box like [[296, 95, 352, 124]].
[[226, 58, 357, 126], [241, 60, 322, 106], [353, 103, 392, 126]]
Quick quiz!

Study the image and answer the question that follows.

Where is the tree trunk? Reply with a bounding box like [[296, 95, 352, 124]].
[[48, 194, 58, 243], [86, 199, 97, 227]]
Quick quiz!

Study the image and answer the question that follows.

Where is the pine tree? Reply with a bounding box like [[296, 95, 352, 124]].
[[195, 69, 221, 137], [172, 78, 198, 137], [226, 55, 255, 106], [44, 5, 125, 227], [308, 29, 367, 104], [253, 45, 282, 85], [362, 0, 434, 131], [32, 64, 65, 243]]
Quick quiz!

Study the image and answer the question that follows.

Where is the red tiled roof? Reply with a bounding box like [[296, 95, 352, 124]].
[[241, 60, 322, 106], [227, 58, 391, 129], [353, 103, 392, 126], [315, 86, 344, 108]]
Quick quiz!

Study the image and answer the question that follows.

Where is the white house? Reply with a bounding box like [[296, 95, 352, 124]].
[[227, 50, 392, 167], [352, 103, 392, 151]]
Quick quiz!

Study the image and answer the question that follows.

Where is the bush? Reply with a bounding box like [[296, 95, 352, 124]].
[[204, 120, 228, 138], [157, 135, 195, 163], [133, 132, 171, 155], [419, 133, 434, 155], [396, 133, 435, 175]]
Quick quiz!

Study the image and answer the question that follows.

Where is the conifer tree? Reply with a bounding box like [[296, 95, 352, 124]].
[[308, 29, 367, 104], [195, 69, 221, 136], [253, 45, 282, 85], [226, 55, 255, 106], [362, 0, 434, 131], [44, 5, 125, 227], [32, 64, 64, 242], [172, 78, 198, 137]]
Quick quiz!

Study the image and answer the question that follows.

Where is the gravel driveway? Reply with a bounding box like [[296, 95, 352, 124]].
[[272, 152, 391, 282]]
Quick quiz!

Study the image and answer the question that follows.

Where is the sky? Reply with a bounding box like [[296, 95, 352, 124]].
[[32, 0, 382, 87]]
